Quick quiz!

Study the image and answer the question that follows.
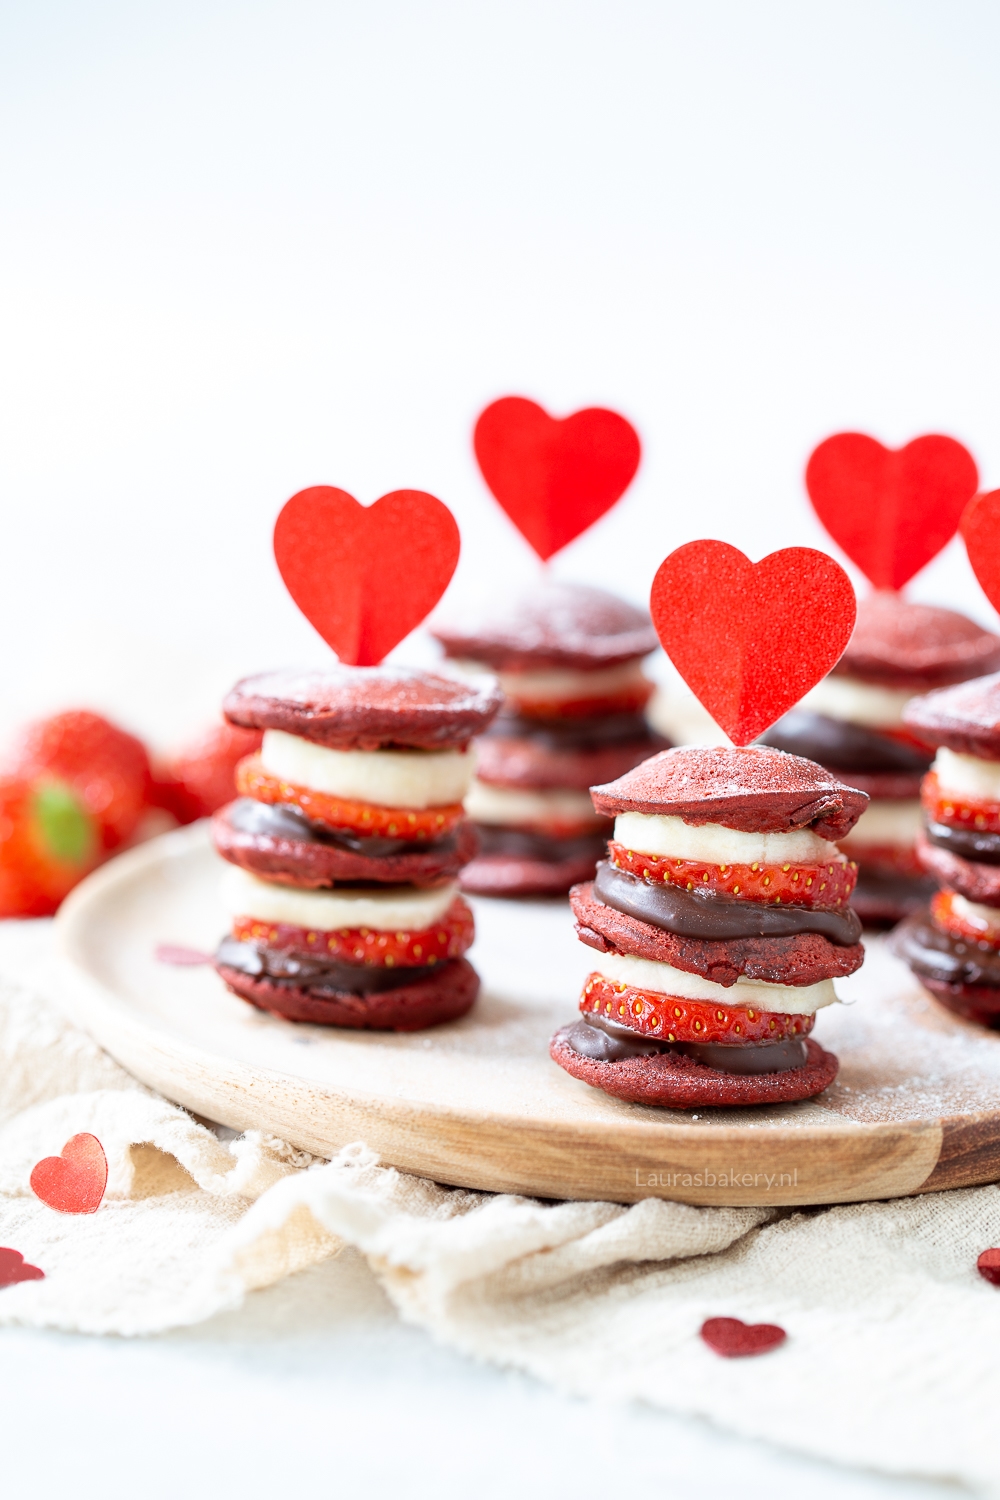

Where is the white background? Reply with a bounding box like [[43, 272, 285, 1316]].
[[3, 1, 1000, 749], [2, 6, 999, 1496]]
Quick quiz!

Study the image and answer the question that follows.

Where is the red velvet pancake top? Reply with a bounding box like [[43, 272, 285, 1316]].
[[223, 665, 504, 751], [590, 746, 868, 839], [431, 581, 657, 671], [903, 672, 1000, 759], [832, 593, 1000, 689]]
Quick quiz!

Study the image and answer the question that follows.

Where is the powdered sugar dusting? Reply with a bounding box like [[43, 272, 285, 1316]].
[[811, 935, 1000, 1124]]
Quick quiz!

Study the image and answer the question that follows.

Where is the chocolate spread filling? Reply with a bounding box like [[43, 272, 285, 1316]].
[[891, 911, 1000, 989], [593, 862, 862, 946], [926, 820, 1000, 866], [760, 710, 932, 773], [484, 710, 662, 752], [851, 864, 937, 912], [563, 1012, 808, 1074], [227, 797, 456, 858], [476, 826, 609, 861], [216, 936, 445, 994]]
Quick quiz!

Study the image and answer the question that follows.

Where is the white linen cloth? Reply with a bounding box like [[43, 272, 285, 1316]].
[[1, 921, 999, 1493]]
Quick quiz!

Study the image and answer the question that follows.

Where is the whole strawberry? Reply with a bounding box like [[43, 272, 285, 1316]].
[[151, 720, 263, 823], [0, 775, 99, 916], [6, 711, 153, 852]]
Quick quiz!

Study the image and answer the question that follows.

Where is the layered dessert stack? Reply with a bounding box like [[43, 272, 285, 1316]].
[[433, 581, 666, 896], [551, 745, 868, 1107], [211, 663, 502, 1029], [893, 674, 1000, 1028], [762, 593, 1000, 924]]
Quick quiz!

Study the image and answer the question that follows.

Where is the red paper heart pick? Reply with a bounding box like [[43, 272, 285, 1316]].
[[976, 1248, 1000, 1285], [0, 1248, 45, 1287], [700, 1316, 787, 1358], [30, 1133, 108, 1214], [960, 490, 1000, 614], [274, 487, 461, 666], [806, 432, 978, 591], [650, 541, 856, 745], [474, 397, 641, 561]]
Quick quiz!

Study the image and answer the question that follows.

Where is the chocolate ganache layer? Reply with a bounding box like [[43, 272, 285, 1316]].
[[226, 797, 457, 857], [760, 710, 932, 773], [850, 865, 937, 928], [593, 862, 862, 946], [925, 820, 1000, 866], [563, 1011, 808, 1073], [891, 910, 1000, 990], [216, 936, 445, 994], [483, 710, 662, 751], [477, 826, 609, 862]]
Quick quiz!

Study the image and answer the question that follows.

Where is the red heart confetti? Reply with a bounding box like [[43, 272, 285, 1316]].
[[806, 432, 978, 591], [960, 490, 1000, 616], [30, 1133, 108, 1215], [700, 1316, 787, 1358], [0, 1247, 45, 1287], [650, 540, 856, 745], [976, 1248, 1000, 1285], [473, 396, 641, 561], [274, 487, 461, 666], [155, 944, 212, 966]]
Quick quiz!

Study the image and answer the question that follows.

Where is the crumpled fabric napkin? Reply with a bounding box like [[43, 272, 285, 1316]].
[[1, 921, 999, 1492]]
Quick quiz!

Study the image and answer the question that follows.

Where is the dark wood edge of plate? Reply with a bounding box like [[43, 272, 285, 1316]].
[[917, 1110, 1000, 1193]]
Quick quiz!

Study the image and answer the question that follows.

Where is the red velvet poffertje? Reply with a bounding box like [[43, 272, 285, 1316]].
[[550, 745, 869, 1107], [211, 663, 502, 1029]]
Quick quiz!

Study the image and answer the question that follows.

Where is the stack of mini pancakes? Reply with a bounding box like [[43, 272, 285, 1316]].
[[211, 664, 502, 1029], [762, 593, 1000, 925], [433, 581, 667, 896], [894, 673, 1000, 1029], [550, 745, 868, 1107]]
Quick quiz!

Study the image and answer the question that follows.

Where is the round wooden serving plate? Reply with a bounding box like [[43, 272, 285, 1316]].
[[54, 824, 1000, 1207]]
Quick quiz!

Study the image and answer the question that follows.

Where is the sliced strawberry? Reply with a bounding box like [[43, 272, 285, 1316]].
[[232, 896, 475, 967], [510, 682, 654, 720], [0, 775, 100, 917], [152, 721, 264, 823], [877, 725, 937, 756], [6, 711, 152, 852], [580, 972, 817, 1045], [235, 756, 466, 840], [606, 842, 856, 908], [931, 890, 1000, 948], [923, 771, 1000, 835], [846, 842, 926, 876]]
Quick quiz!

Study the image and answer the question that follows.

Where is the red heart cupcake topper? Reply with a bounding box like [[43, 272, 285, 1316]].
[[30, 1133, 107, 1215], [473, 396, 641, 561], [806, 432, 979, 591], [650, 541, 856, 745], [960, 490, 1000, 614], [274, 487, 461, 666]]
